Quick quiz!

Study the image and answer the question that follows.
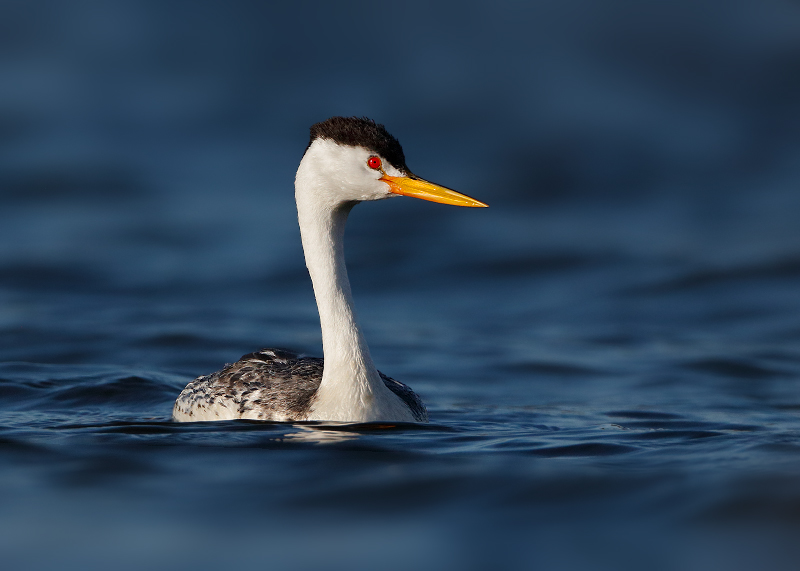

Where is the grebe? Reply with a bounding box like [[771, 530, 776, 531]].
[[173, 117, 486, 423]]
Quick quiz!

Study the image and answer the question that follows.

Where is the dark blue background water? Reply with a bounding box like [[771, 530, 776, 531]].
[[2, 1, 800, 569]]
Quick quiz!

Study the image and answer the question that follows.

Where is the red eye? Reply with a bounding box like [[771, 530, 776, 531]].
[[367, 156, 382, 170]]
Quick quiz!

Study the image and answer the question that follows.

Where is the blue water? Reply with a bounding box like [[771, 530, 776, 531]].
[[2, 1, 800, 569]]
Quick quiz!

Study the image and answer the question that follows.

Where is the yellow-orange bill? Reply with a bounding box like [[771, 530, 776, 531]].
[[381, 175, 488, 208]]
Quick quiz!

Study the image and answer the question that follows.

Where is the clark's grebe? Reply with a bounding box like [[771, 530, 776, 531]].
[[173, 117, 487, 423]]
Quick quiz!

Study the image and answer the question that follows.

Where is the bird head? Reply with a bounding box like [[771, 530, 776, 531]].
[[295, 117, 487, 209]]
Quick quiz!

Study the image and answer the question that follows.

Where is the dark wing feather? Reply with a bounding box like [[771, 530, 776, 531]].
[[379, 372, 428, 422], [174, 349, 322, 421]]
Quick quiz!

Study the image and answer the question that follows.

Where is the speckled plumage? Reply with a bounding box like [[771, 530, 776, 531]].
[[173, 348, 428, 422]]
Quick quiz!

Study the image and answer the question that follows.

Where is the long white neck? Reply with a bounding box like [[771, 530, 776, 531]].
[[295, 143, 415, 422], [299, 199, 379, 391]]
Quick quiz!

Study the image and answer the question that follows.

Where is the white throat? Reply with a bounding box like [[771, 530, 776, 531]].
[[295, 140, 415, 422]]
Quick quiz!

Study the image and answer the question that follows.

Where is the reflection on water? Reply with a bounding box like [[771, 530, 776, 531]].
[[283, 426, 360, 445]]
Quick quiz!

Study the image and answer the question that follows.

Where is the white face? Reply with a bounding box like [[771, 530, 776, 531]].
[[295, 138, 406, 207]]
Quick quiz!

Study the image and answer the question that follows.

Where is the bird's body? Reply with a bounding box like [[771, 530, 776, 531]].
[[172, 348, 427, 422], [173, 117, 486, 423]]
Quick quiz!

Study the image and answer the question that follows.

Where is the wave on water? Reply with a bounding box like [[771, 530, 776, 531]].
[[1, 349, 800, 571], [0, 362, 187, 414]]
